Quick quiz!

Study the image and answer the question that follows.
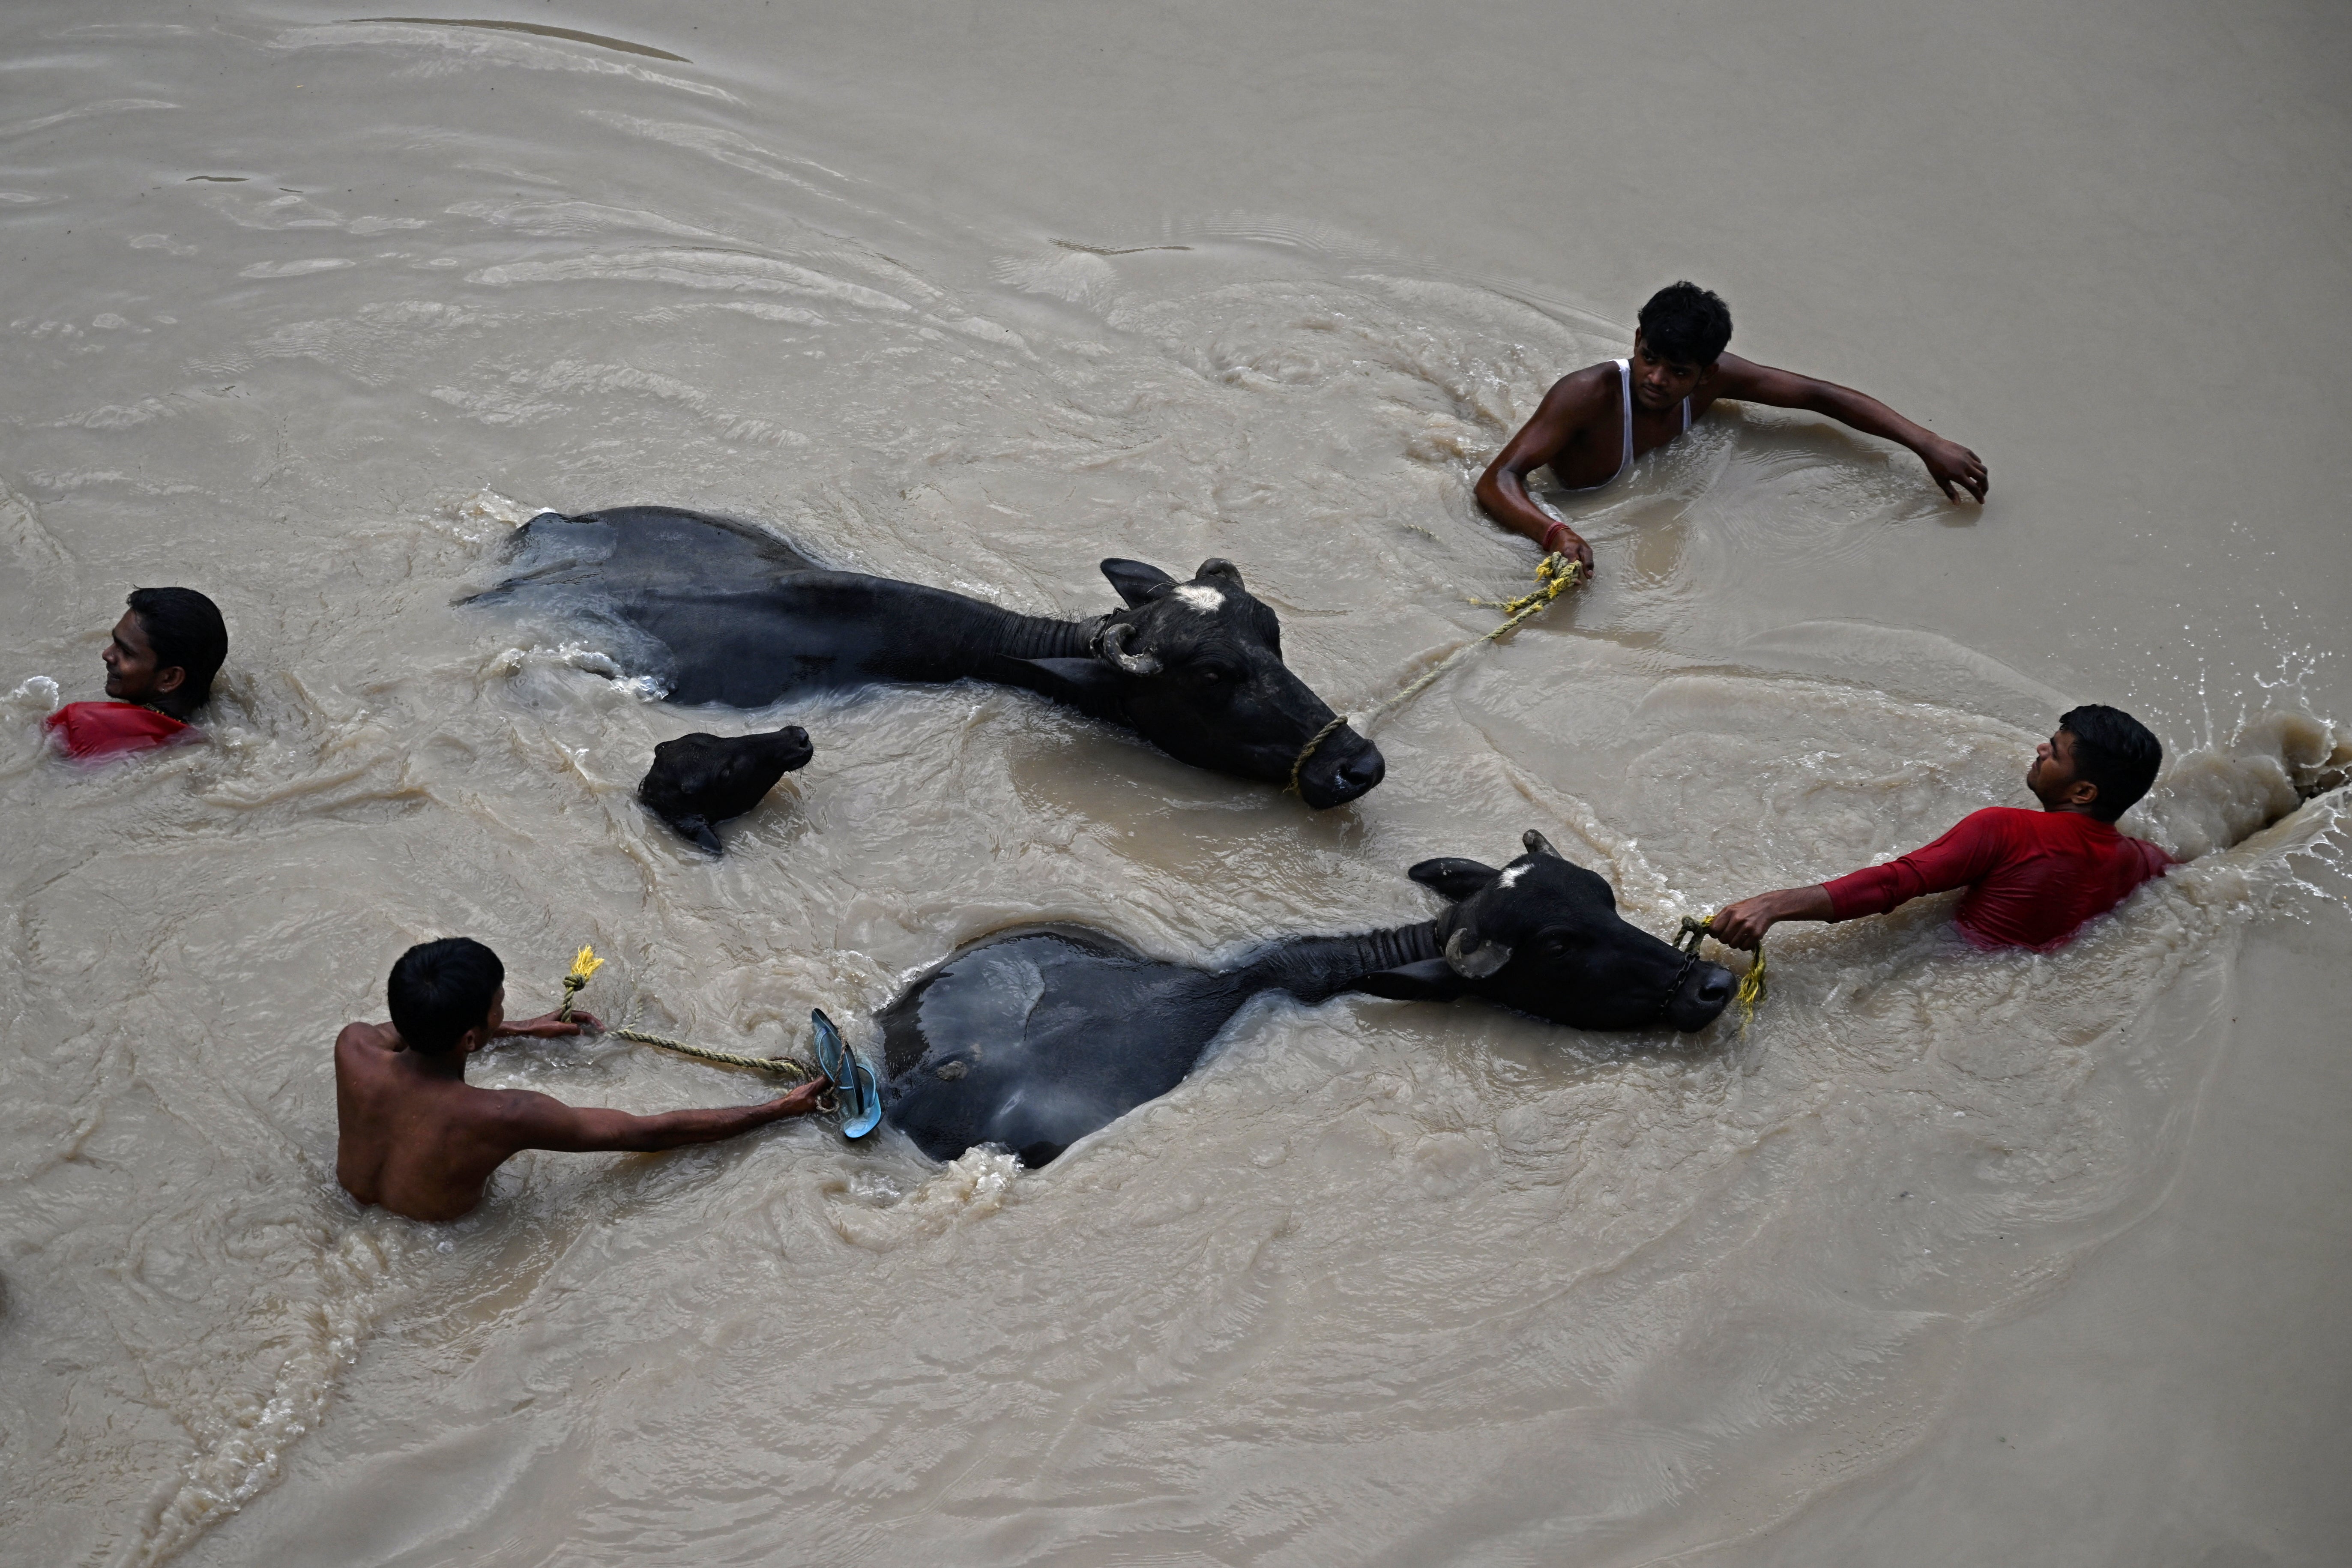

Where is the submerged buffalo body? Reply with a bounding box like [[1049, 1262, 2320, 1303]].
[[879, 832, 1735, 1166], [637, 726, 813, 853], [477, 506, 1385, 808]]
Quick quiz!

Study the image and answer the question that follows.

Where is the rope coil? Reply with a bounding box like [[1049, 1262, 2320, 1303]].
[[1287, 552, 1584, 793]]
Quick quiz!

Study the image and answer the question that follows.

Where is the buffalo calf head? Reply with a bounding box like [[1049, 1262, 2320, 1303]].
[[637, 726, 813, 853]]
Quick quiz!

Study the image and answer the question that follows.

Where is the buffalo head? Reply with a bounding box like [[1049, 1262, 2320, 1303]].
[[1359, 829, 1734, 1032], [1014, 557, 1383, 808], [636, 726, 813, 853]]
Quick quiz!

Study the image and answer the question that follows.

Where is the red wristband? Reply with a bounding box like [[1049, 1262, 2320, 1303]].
[[1541, 521, 1574, 556]]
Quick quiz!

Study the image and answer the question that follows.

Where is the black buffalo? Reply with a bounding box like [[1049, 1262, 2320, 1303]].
[[637, 726, 813, 853], [475, 506, 1385, 809], [877, 831, 1735, 1166]]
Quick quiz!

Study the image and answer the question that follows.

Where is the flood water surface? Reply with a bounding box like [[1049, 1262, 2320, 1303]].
[[3, 5, 2348, 1565]]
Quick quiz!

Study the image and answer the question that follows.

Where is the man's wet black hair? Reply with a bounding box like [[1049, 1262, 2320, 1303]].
[[2059, 704, 2163, 821], [1637, 281, 1733, 368], [126, 587, 228, 716], [388, 937, 505, 1056]]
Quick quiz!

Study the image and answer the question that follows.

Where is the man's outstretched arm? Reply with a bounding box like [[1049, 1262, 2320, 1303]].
[[1708, 353, 1988, 502], [1710, 810, 2015, 947], [497, 1009, 601, 1039], [1708, 883, 1834, 949], [1475, 370, 1609, 575], [496, 1079, 831, 1156]]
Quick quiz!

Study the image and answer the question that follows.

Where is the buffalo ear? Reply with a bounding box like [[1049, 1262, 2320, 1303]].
[[672, 814, 723, 855], [1443, 926, 1514, 979], [1005, 656, 1125, 718], [1522, 829, 1565, 859], [1197, 557, 1245, 589], [1101, 558, 1177, 608], [1354, 959, 1465, 1002], [1409, 857, 1500, 901]]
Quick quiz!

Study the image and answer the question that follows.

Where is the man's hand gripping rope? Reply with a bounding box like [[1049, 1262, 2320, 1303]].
[[1672, 917, 1768, 1032]]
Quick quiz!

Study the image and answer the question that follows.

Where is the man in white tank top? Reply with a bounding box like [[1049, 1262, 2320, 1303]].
[[1475, 282, 1988, 576]]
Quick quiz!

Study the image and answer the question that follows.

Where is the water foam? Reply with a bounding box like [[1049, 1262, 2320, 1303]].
[[2128, 709, 2351, 861], [132, 1229, 404, 1566]]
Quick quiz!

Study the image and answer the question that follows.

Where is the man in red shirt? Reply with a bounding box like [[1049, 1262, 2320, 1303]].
[[44, 587, 228, 759], [1709, 706, 2170, 954]]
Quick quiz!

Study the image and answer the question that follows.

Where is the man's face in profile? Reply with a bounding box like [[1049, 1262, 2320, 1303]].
[[2028, 727, 2099, 811], [102, 610, 181, 706], [1630, 332, 1710, 411]]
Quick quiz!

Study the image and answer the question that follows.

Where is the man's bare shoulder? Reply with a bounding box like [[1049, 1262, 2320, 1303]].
[[1500, 362, 1619, 459], [459, 1083, 581, 1140], [1541, 359, 1619, 403], [335, 1020, 401, 1067]]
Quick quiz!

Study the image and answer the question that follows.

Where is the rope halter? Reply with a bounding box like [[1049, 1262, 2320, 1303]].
[[1663, 917, 1768, 1031]]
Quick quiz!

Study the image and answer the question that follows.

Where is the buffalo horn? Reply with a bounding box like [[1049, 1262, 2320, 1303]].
[[1523, 829, 1563, 859], [1443, 925, 1513, 979], [1098, 621, 1162, 677]]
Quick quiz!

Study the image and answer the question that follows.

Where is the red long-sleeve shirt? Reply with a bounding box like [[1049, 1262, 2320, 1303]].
[[1821, 807, 2171, 952]]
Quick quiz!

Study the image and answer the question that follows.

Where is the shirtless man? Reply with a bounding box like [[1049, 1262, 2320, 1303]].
[[1475, 281, 1990, 575], [336, 937, 828, 1221], [1708, 706, 2170, 955]]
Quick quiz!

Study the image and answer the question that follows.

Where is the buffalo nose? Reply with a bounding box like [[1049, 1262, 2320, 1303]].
[[1297, 733, 1385, 808], [1693, 964, 1734, 1009]]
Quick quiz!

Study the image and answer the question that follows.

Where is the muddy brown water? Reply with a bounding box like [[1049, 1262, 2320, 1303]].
[[3, 5, 2348, 1565]]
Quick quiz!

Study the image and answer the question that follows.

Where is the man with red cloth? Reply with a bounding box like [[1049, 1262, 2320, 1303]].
[[45, 587, 227, 760], [1709, 706, 2170, 953]]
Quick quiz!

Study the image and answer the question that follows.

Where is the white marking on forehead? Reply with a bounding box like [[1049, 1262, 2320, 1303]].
[[1171, 583, 1223, 613], [1496, 865, 1528, 889]]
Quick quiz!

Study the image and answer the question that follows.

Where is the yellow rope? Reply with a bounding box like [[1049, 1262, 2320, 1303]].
[[1673, 916, 1768, 1031], [1469, 551, 1585, 619], [605, 1024, 811, 1077], [555, 944, 601, 1021], [555, 943, 811, 1078], [1286, 552, 1584, 792]]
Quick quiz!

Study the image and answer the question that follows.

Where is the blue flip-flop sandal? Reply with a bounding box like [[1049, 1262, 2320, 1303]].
[[811, 1008, 882, 1139]]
